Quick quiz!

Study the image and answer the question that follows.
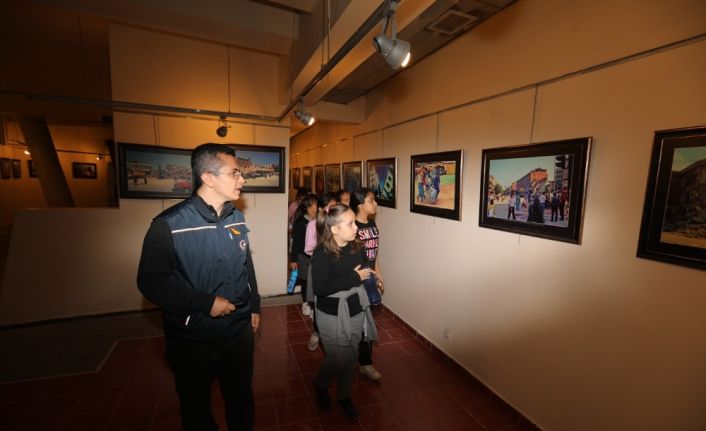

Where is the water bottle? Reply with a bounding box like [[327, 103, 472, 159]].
[[287, 267, 299, 294], [362, 266, 381, 305]]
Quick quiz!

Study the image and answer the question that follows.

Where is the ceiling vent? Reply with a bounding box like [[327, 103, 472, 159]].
[[427, 9, 478, 35]]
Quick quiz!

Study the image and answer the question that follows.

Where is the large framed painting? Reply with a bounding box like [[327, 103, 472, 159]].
[[118, 143, 193, 199], [479, 137, 591, 244], [314, 165, 324, 194], [291, 167, 301, 189], [366, 157, 396, 208], [342, 161, 363, 191], [637, 126, 706, 270], [324, 164, 342, 194], [410, 150, 463, 220], [228, 144, 285, 193], [302, 166, 313, 191]]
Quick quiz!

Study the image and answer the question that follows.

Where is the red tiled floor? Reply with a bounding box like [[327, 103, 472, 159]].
[[0, 304, 536, 430]]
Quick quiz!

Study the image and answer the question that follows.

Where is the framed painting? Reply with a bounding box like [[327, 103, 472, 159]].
[[366, 157, 396, 208], [11, 159, 21, 178], [72, 162, 97, 179], [229, 144, 285, 193], [342, 161, 363, 192], [118, 143, 193, 199], [291, 167, 301, 189], [28, 160, 38, 178], [637, 126, 706, 270], [302, 166, 313, 191], [0, 158, 10, 179], [410, 150, 463, 220], [479, 137, 591, 244], [324, 164, 342, 194], [314, 165, 324, 194]]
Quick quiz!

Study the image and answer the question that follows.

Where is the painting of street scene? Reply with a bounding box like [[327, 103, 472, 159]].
[[120, 144, 193, 198], [660, 145, 706, 249], [233, 150, 280, 187], [342, 161, 362, 191], [487, 155, 572, 228]]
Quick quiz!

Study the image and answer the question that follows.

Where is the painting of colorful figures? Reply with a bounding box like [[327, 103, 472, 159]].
[[410, 150, 462, 220], [480, 138, 591, 244], [637, 126, 706, 271], [366, 158, 396, 208], [324, 164, 341, 193], [230, 145, 285, 193], [118, 143, 193, 199]]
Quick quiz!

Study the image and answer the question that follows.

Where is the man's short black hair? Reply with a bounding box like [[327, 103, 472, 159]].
[[191, 143, 236, 190]]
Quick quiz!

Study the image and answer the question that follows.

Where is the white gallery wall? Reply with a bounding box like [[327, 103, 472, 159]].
[[291, 1, 706, 429]]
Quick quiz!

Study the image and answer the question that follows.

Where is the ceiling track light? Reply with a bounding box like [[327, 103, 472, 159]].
[[216, 115, 230, 137], [294, 101, 315, 126], [373, 0, 411, 70]]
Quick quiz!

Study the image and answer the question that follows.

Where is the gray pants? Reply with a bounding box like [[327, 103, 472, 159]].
[[314, 311, 364, 401]]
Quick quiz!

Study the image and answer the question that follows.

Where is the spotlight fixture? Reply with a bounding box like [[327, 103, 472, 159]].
[[294, 101, 315, 126], [373, 0, 411, 70], [216, 115, 230, 137]]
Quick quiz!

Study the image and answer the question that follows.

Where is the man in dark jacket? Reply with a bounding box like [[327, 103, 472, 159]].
[[137, 143, 260, 431]]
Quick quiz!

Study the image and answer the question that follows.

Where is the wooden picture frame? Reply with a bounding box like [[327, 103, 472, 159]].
[[479, 137, 591, 244], [72, 162, 97, 179], [118, 143, 193, 199], [637, 126, 706, 270], [366, 157, 396, 208], [228, 144, 285, 193], [410, 150, 463, 220]]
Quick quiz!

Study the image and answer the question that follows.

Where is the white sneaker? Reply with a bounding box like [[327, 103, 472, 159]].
[[307, 333, 319, 351], [359, 365, 382, 381], [302, 302, 312, 316]]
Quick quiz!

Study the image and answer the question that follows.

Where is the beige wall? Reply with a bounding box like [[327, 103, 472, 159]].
[[291, 1, 706, 429], [1, 25, 290, 323]]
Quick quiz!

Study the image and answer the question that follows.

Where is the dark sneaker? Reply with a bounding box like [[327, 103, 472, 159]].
[[314, 386, 332, 410], [338, 399, 358, 421]]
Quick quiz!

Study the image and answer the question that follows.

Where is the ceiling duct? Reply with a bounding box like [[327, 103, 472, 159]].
[[427, 9, 477, 35]]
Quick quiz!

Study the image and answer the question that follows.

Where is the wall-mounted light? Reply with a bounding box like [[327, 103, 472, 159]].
[[96, 155, 103, 161], [216, 115, 230, 137], [24, 150, 30, 155], [294, 100, 315, 126], [373, 0, 411, 70]]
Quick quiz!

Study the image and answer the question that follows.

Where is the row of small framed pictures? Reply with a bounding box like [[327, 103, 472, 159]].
[[291, 125, 706, 273], [0, 159, 97, 179], [291, 151, 465, 221]]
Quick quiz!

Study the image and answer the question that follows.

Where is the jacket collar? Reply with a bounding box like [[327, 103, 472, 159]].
[[192, 194, 234, 223]]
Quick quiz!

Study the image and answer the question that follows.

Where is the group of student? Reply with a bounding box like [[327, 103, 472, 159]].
[[288, 187, 384, 420]]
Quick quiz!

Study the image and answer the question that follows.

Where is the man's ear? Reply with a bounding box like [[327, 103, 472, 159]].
[[200, 172, 214, 188]]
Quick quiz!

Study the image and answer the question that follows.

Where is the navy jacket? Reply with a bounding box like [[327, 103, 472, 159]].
[[137, 195, 260, 341]]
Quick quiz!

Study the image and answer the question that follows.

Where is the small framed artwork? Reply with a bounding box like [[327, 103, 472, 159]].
[[291, 167, 301, 189], [11, 159, 21, 178], [27, 160, 38, 178], [410, 150, 463, 220], [118, 143, 193, 199], [0, 158, 10, 179], [72, 162, 97, 179], [366, 157, 396, 208], [324, 164, 342, 193], [637, 126, 706, 270], [229, 144, 285, 193], [314, 165, 324, 194], [302, 166, 313, 191], [479, 137, 591, 244], [342, 161, 363, 191]]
